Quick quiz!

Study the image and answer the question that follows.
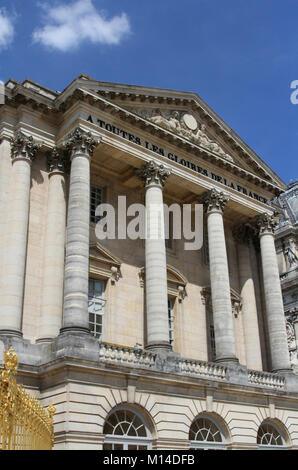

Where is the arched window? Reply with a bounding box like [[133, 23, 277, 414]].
[[257, 421, 286, 449], [103, 407, 152, 450], [189, 416, 226, 450]]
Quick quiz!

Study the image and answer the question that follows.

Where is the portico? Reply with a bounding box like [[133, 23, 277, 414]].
[[0, 75, 297, 450]]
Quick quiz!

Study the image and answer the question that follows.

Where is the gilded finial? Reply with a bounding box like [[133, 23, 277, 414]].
[[4, 347, 18, 375], [47, 404, 56, 419]]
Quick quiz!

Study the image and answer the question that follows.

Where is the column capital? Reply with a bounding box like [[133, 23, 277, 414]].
[[65, 127, 100, 160], [47, 147, 69, 174], [255, 212, 280, 236], [135, 160, 171, 188], [11, 132, 41, 164], [200, 188, 229, 214]]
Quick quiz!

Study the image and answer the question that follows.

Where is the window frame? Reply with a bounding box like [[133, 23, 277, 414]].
[[257, 421, 286, 450], [88, 277, 106, 341], [103, 406, 153, 450], [189, 415, 227, 450]]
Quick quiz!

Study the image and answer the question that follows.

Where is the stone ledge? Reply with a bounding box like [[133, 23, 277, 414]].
[[0, 335, 297, 393]]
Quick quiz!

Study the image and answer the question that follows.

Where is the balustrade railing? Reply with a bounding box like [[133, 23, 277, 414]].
[[99, 343, 287, 390], [99, 343, 226, 380], [248, 370, 285, 389]]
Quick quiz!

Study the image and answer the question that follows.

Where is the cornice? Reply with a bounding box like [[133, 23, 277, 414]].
[[4, 81, 59, 115]]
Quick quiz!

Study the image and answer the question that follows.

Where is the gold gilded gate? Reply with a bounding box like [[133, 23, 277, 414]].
[[0, 348, 55, 450]]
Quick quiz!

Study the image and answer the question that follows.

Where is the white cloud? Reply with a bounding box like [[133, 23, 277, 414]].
[[0, 8, 14, 50], [33, 0, 131, 52]]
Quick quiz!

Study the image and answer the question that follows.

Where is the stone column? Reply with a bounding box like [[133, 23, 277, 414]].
[[37, 148, 67, 342], [136, 160, 171, 352], [60, 128, 100, 335], [202, 188, 238, 364], [233, 223, 263, 370], [256, 213, 291, 373], [0, 132, 40, 336]]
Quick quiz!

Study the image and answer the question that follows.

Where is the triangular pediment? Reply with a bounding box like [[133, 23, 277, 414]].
[[58, 75, 286, 190], [89, 242, 122, 283], [89, 242, 122, 267]]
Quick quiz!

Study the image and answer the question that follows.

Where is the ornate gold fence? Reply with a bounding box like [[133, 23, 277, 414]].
[[0, 348, 55, 450]]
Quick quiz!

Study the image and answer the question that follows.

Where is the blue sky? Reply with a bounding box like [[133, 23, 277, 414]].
[[0, 0, 297, 184]]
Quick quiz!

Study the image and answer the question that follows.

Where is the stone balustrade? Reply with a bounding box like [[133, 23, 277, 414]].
[[178, 358, 227, 380], [248, 370, 285, 389], [99, 343, 287, 390], [99, 343, 156, 368], [99, 343, 226, 380]]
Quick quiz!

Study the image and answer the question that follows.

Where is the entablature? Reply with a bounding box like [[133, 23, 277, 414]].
[[2, 78, 286, 200]]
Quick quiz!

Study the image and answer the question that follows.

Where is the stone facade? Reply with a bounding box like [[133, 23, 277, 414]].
[[0, 75, 298, 450], [274, 181, 298, 371]]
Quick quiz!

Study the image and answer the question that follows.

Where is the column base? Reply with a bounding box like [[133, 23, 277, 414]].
[[36, 337, 55, 344], [0, 329, 23, 338], [215, 356, 239, 366], [59, 326, 91, 336], [145, 341, 172, 354]]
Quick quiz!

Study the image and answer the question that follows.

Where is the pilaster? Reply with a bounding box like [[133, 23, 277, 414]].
[[37, 147, 68, 342]]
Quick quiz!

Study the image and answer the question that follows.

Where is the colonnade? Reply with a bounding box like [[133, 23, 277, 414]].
[[0, 128, 292, 373]]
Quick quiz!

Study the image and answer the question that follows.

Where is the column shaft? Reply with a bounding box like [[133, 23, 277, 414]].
[[0, 133, 40, 335], [136, 161, 171, 352], [204, 189, 238, 364], [145, 184, 169, 349], [259, 225, 291, 372], [61, 128, 99, 334]]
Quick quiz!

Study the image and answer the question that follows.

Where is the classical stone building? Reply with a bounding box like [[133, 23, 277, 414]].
[[0, 74, 298, 450], [274, 181, 298, 371]]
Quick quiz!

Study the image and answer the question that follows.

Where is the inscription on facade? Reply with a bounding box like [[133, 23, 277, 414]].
[[86, 115, 268, 205]]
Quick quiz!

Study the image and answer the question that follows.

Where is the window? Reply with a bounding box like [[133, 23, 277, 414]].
[[90, 185, 103, 223], [88, 278, 105, 340], [189, 416, 226, 450], [168, 297, 175, 347], [103, 408, 152, 450], [257, 422, 285, 449]]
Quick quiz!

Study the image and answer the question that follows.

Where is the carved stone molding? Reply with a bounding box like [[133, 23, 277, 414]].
[[139, 264, 187, 301], [89, 242, 122, 285], [135, 160, 171, 188], [64, 127, 100, 159], [200, 188, 229, 214], [129, 108, 234, 162], [47, 147, 69, 173], [201, 286, 242, 318], [285, 314, 298, 365], [255, 212, 280, 236], [11, 132, 41, 164]]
